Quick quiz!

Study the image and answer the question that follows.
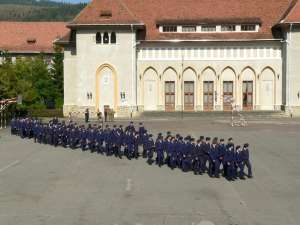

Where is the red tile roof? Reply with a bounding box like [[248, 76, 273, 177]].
[[0, 22, 68, 53], [69, 0, 294, 41], [70, 0, 141, 25], [281, 0, 300, 23]]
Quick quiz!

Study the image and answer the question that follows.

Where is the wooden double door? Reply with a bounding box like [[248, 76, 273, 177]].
[[203, 81, 214, 111], [223, 81, 233, 111], [184, 81, 194, 111], [243, 81, 253, 111], [165, 81, 175, 111]]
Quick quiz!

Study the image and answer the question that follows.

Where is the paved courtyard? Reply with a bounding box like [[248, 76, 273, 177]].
[[0, 118, 300, 225]]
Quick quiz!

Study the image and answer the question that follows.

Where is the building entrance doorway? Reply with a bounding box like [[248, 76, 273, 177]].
[[243, 81, 253, 111], [184, 81, 194, 111], [223, 81, 233, 111], [203, 81, 214, 111], [165, 81, 175, 111]]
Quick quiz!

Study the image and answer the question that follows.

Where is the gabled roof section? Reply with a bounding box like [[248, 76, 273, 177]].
[[69, 0, 142, 26], [69, 0, 294, 41], [281, 0, 300, 23], [0, 22, 68, 53]]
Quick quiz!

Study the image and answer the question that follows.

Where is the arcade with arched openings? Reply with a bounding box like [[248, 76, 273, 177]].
[[139, 65, 278, 112]]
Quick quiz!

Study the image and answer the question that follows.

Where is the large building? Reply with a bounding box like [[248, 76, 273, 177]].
[[0, 22, 68, 63], [57, 0, 300, 117]]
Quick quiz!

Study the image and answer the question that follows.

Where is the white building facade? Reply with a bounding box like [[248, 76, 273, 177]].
[[57, 0, 300, 117]]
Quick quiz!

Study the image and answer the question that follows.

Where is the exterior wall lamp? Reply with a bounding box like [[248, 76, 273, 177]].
[[87, 92, 93, 100]]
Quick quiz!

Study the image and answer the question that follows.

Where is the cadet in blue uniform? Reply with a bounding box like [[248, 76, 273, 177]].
[[192, 139, 201, 175], [169, 137, 177, 169], [236, 145, 245, 179], [209, 138, 219, 177], [142, 131, 149, 158], [146, 134, 155, 164], [241, 143, 253, 178], [182, 136, 193, 172], [218, 139, 226, 176], [203, 137, 211, 173], [176, 136, 184, 168], [224, 143, 234, 181], [155, 134, 164, 167], [232, 146, 239, 180]]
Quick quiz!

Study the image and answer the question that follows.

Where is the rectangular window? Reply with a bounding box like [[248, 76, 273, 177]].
[[182, 26, 196, 32], [201, 25, 216, 32], [162, 26, 177, 32], [221, 25, 236, 32], [241, 24, 256, 31]]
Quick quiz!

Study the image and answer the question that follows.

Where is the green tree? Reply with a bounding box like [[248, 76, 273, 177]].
[[0, 54, 58, 110], [50, 45, 64, 108]]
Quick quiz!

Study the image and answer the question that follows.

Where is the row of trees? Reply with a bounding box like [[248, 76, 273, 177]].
[[0, 46, 63, 110], [0, 0, 86, 21]]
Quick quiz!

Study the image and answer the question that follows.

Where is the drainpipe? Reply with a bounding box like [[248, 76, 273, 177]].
[[287, 23, 293, 116], [131, 24, 138, 113]]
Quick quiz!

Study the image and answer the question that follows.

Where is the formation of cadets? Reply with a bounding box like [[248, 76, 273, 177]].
[[10, 118, 253, 181]]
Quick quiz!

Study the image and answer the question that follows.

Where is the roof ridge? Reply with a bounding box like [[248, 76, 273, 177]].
[[71, 0, 95, 24], [116, 0, 140, 23], [280, 0, 299, 22]]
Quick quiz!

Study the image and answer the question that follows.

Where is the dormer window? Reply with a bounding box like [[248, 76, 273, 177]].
[[96, 32, 102, 44], [182, 26, 196, 32], [221, 25, 236, 32], [27, 38, 36, 44], [162, 25, 177, 32], [100, 10, 112, 19], [241, 24, 256, 31]]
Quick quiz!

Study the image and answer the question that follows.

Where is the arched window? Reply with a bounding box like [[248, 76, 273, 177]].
[[96, 32, 101, 44], [110, 32, 116, 44], [103, 32, 109, 44]]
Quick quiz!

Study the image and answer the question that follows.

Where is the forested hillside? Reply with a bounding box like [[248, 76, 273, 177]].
[[0, 0, 86, 21]]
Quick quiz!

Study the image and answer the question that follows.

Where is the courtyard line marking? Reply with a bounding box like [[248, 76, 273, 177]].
[[126, 178, 132, 191], [0, 160, 20, 173]]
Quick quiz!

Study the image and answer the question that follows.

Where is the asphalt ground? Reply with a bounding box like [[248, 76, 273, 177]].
[[0, 118, 300, 225]]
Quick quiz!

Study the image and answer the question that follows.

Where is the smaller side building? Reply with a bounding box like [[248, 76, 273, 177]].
[[0, 22, 68, 63], [278, 0, 300, 115]]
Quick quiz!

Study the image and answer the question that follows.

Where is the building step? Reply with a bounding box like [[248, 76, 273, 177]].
[[139, 110, 287, 119]]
